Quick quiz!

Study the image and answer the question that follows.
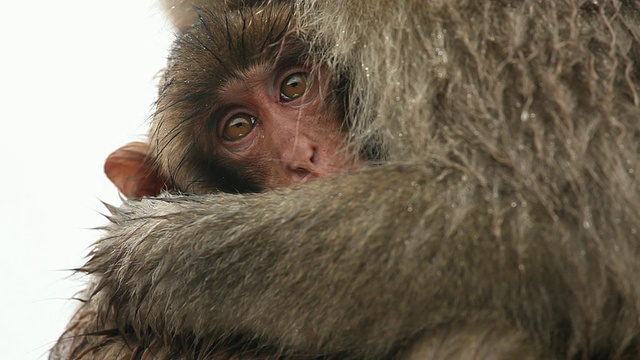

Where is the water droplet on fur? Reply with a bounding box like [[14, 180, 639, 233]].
[[518, 264, 525, 271]]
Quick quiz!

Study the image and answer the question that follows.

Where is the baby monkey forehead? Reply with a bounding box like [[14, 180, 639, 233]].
[[175, 2, 308, 74], [160, 2, 316, 116]]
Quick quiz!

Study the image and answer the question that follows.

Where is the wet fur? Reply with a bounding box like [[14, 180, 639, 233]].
[[51, 0, 640, 359]]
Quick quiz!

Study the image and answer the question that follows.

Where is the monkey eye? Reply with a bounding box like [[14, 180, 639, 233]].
[[280, 72, 308, 102], [223, 113, 257, 141]]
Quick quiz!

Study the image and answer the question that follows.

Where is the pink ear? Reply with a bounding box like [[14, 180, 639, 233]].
[[104, 141, 167, 198]]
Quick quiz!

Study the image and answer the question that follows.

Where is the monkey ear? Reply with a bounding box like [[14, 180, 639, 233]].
[[104, 141, 167, 198]]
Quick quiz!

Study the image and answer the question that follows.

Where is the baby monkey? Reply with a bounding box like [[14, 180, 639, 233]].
[[105, 3, 362, 197]]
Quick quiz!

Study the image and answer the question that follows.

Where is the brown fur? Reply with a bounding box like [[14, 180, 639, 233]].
[[51, 0, 640, 359]]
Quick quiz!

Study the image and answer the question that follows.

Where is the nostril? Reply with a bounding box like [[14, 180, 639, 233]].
[[285, 144, 316, 169], [309, 146, 318, 165]]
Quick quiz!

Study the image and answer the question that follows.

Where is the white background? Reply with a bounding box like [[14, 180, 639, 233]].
[[0, 1, 173, 358]]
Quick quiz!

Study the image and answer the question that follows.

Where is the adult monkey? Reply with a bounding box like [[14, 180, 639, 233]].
[[51, 0, 640, 359]]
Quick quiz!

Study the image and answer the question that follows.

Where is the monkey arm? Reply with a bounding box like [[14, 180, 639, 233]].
[[82, 162, 616, 357]]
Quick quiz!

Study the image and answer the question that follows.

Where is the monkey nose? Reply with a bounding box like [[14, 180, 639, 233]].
[[282, 140, 319, 182]]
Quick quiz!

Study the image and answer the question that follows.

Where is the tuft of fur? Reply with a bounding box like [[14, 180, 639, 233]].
[[51, 0, 640, 359]]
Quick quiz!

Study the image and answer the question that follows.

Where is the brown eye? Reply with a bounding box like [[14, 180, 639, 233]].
[[280, 72, 308, 101], [223, 113, 257, 141]]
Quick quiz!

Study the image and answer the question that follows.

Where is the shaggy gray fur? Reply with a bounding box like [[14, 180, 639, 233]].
[[51, 0, 640, 359]]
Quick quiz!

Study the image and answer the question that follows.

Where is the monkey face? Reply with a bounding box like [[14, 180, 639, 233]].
[[207, 64, 362, 190], [147, 4, 364, 194]]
